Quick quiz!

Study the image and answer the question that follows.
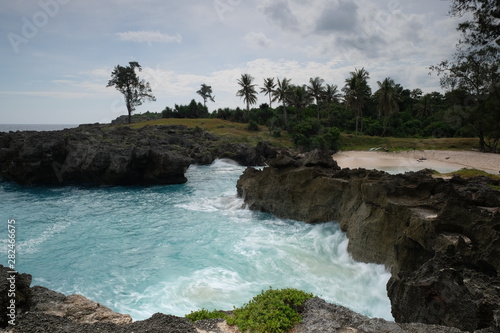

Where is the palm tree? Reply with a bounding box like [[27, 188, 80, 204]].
[[323, 84, 341, 121], [307, 77, 325, 120], [272, 77, 292, 126], [323, 84, 341, 105], [260, 78, 276, 108], [342, 67, 371, 134], [236, 74, 258, 111], [288, 85, 313, 120], [196, 83, 215, 108], [374, 77, 401, 135]]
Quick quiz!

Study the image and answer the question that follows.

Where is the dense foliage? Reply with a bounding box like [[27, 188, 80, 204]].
[[133, 2, 499, 152], [185, 288, 313, 333], [430, 0, 499, 152]]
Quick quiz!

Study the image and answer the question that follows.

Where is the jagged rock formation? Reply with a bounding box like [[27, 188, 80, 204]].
[[0, 124, 277, 186], [236, 150, 500, 332]]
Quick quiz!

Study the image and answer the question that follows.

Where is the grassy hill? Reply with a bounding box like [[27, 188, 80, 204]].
[[125, 118, 294, 148], [122, 118, 480, 151]]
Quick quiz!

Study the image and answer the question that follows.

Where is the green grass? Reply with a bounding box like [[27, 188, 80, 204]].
[[125, 118, 294, 148], [339, 133, 479, 151], [440, 168, 500, 180], [120, 118, 480, 152]]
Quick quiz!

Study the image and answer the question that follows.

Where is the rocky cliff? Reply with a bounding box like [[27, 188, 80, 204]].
[[236, 150, 500, 332], [0, 124, 277, 186]]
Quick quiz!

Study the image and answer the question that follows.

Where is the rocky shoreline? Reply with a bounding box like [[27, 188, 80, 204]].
[[237, 150, 500, 332], [0, 265, 484, 333], [1, 125, 499, 332], [0, 123, 277, 186]]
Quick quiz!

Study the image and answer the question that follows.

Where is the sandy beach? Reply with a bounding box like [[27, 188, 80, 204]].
[[334, 150, 500, 174]]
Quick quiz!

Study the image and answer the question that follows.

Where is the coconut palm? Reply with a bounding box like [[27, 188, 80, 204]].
[[288, 85, 313, 120], [322, 84, 341, 121], [374, 77, 401, 135], [307, 77, 325, 120], [260, 78, 276, 108], [342, 67, 371, 134], [236, 74, 258, 111], [272, 77, 292, 126], [323, 84, 341, 105]]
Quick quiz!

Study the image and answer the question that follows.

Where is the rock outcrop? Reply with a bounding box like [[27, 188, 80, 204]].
[[0, 124, 277, 186], [236, 150, 500, 332]]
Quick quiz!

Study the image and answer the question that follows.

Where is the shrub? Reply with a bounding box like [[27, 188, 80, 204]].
[[247, 120, 260, 131], [185, 308, 227, 322], [226, 288, 314, 333]]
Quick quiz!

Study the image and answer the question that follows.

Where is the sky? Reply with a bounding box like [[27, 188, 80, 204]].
[[0, 0, 463, 124]]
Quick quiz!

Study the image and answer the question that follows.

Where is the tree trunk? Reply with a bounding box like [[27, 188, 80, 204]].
[[126, 99, 133, 124], [478, 130, 485, 152]]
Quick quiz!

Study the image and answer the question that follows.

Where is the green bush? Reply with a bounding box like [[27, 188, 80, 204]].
[[185, 308, 227, 322], [247, 120, 260, 131], [226, 288, 314, 333]]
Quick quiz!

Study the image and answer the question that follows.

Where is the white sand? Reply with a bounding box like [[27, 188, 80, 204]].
[[334, 150, 500, 174]]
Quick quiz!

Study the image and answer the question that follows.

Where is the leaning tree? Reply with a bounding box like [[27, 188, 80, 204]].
[[197, 83, 215, 108], [107, 61, 156, 124]]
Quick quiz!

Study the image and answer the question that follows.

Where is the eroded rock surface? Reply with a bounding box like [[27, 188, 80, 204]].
[[0, 124, 277, 186], [236, 150, 500, 331]]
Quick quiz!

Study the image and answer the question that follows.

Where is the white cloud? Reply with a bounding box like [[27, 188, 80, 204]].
[[116, 31, 182, 44]]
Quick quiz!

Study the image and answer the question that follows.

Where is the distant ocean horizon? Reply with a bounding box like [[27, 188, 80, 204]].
[[0, 124, 79, 132]]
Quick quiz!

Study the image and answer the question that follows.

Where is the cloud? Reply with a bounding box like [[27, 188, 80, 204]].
[[116, 31, 182, 44], [244, 32, 274, 48], [0, 90, 94, 99], [260, 0, 299, 32], [315, 1, 359, 33]]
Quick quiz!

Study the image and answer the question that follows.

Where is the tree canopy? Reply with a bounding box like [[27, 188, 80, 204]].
[[431, 0, 500, 151], [107, 61, 156, 124], [197, 84, 215, 107]]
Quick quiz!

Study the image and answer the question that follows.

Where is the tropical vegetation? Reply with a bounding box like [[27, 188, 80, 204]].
[[114, 1, 499, 153], [185, 287, 314, 333]]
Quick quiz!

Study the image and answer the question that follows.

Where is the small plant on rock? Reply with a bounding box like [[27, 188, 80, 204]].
[[226, 287, 314, 333], [185, 308, 227, 322]]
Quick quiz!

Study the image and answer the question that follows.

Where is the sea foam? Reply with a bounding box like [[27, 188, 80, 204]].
[[0, 159, 392, 321]]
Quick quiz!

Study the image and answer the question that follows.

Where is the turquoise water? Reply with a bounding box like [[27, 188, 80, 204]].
[[0, 160, 392, 321]]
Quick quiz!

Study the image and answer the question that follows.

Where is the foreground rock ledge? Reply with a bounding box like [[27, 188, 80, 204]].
[[236, 150, 500, 332], [0, 267, 488, 333]]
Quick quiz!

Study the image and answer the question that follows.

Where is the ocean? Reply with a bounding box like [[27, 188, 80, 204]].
[[0, 124, 79, 132], [0, 159, 392, 321]]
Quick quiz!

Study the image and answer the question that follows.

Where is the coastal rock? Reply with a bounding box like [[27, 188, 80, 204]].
[[30, 286, 132, 325], [0, 124, 277, 186], [2, 265, 496, 332], [236, 150, 500, 331], [0, 266, 32, 328], [296, 297, 466, 333], [387, 254, 500, 332]]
